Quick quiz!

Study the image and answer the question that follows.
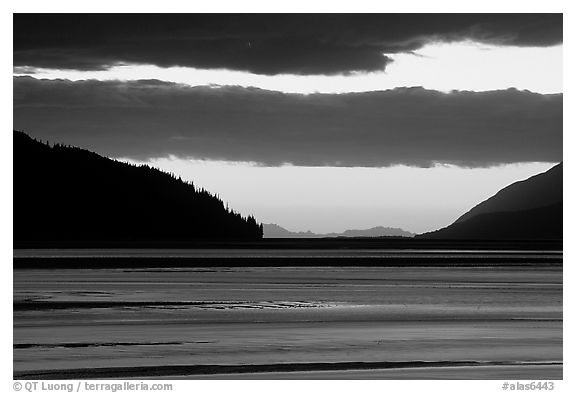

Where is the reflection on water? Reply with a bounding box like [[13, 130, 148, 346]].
[[13, 259, 562, 379]]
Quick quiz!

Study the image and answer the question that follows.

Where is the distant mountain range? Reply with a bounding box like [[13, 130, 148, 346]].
[[420, 163, 562, 240], [14, 131, 263, 245], [263, 224, 415, 238], [13, 130, 562, 244]]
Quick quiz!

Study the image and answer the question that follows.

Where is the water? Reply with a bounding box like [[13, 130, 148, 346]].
[[13, 254, 562, 379]]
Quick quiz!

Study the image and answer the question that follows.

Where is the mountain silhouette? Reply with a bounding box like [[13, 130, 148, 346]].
[[421, 163, 562, 240], [454, 163, 562, 224], [263, 224, 414, 238], [14, 131, 263, 245]]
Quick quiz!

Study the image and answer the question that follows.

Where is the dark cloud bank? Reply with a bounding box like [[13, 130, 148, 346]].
[[14, 14, 562, 75], [14, 77, 562, 167]]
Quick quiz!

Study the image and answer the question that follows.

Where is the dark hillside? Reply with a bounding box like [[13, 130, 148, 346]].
[[420, 163, 562, 241], [14, 131, 263, 245], [455, 163, 562, 224], [422, 202, 562, 240]]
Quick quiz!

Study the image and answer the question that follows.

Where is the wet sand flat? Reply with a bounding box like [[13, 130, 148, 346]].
[[185, 364, 563, 380], [13, 256, 562, 379]]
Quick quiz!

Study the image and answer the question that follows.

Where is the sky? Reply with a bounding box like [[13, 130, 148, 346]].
[[12, 14, 563, 234]]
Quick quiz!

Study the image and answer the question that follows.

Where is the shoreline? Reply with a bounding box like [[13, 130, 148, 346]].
[[13, 253, 562, 269]]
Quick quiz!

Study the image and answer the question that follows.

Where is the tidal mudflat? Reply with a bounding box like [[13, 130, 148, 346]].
[[13, 250, 562, 379]]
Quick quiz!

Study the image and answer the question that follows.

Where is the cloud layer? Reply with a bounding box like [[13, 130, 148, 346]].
[[13, 77, 562, 167], [14, 14, 562, 75]]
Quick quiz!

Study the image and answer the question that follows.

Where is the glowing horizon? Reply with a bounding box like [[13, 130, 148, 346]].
[[117, 157, 557, 234], [14, 38, 562, 233]]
